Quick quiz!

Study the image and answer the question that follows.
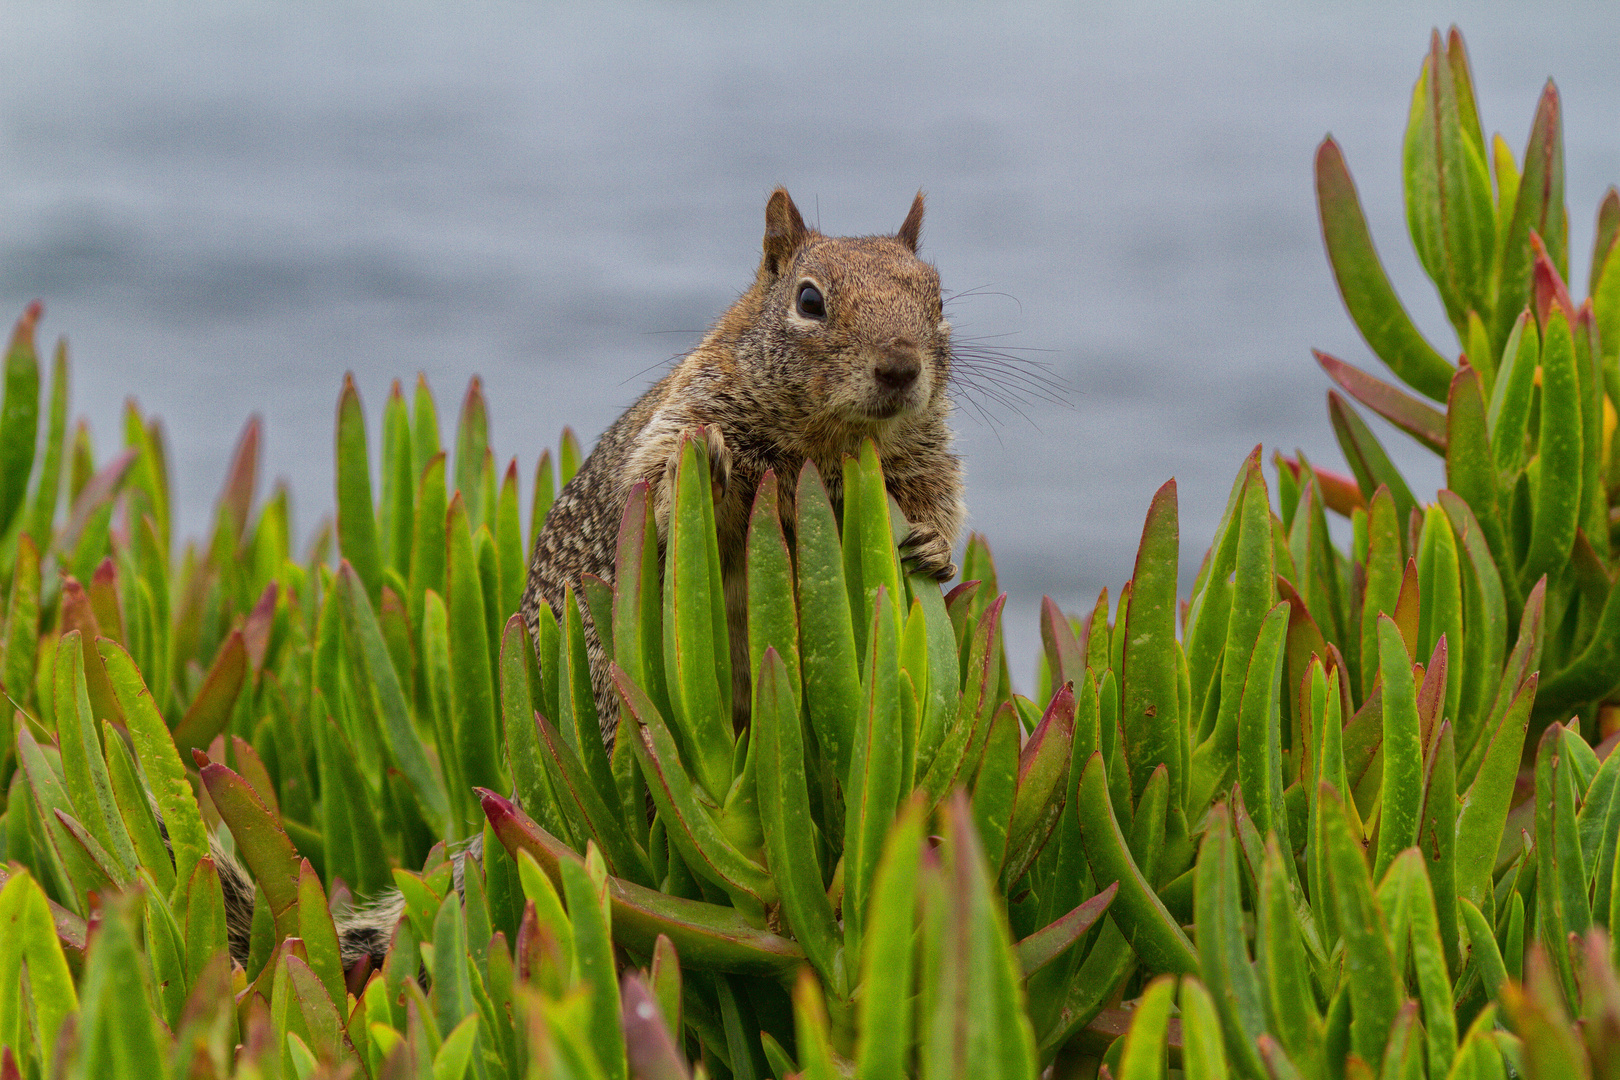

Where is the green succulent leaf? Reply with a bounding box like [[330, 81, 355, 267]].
[[755, 646, 841, 990], [1316, 138, 1455, 401], [1493, 83, 1568, 353], [1404, 30, 1497, 341], [1077, 752, 1197, 976], [481, 789, 802, 975], [1120, 479, 1183, 806], [1373, 615, 1424, 880], [1523, 308, 1583, 586]]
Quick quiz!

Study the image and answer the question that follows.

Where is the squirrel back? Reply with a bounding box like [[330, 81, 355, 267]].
[[522, 188, 965, 746]]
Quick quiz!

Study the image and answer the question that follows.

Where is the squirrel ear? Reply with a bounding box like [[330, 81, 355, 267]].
[[897, 191, 925, 253], [762, 188, 808, 279]]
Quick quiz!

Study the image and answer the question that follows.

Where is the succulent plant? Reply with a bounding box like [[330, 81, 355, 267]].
[[2, 23, 1620, 1080]]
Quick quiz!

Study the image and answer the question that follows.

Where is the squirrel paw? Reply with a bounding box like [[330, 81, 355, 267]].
[[900, 523, 957, 582], [663, 424, 733, 505]]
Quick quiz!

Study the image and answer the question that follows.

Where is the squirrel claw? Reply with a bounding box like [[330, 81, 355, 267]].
[[900, 524, 957, 582]]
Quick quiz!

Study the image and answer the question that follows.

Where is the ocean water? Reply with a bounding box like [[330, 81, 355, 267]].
[[4, 1, 1618, 686]]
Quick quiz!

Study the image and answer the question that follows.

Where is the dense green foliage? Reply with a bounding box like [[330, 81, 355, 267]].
[[2, 25, 1619, 1080]]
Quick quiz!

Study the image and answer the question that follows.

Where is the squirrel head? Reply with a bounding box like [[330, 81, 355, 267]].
[[747, 188, 950, 436]]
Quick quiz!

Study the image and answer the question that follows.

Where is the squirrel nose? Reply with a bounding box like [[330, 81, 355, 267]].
[[875, 342, 922, 391]]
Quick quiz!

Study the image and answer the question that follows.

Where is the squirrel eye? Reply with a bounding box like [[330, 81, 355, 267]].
[[796, 283, 826, 319]]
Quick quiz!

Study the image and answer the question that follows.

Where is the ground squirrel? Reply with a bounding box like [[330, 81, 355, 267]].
[[522, 187, 966, 746], [206, 189, 967, 976]]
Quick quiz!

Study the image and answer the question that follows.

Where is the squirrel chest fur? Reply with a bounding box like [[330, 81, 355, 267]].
[[521, 188, 965, 745]]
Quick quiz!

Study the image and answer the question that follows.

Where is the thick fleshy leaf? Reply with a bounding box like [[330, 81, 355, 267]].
[[1116, 975, 1176, 1080], [1004, 682, 1075, 886], [1040, 596, 1086, 695], [1259, 835, 1323, 1076], [1524, 307, 1583, 586], [0, 867, 78, 1075], [920, 593, 1005, 802], [1194, 805, 1267, 1080], [23, 335, 68, 554], [1456, 674, 1534, 920], [380, 381, 414, 580], [1403, 30, 1496, 340], [446, 493, 507, 803], [169, 629, 246, 751], [1179, 978, 1229, 1080], [560, 850, 628, 1080], [1316, 351, 1447, 453], [1436, 490, 1511, 755], [1237, 602, 1291, 849], [1533, 722, 1587, 1004], [3, 535, 40, 715], [911, 571, 961, 779], [335, 373, 383, 604], [792, 968, 840, 1080], [534, 709, 652, 885], [755, 646, 840, 988], [614, 668, 774, 913], [795, 460, 862, 782], [1306, 661, 1351, 947], [100, 638, 208, 902], [845, 586, 904, 960], [481, 790, 802, 974], [199, 752, 302, 942], [970, 702, 1019, 880], [1320, 783, 1401, 1067], [0, 306, 41, 540], [531, 447, 556, 551], [502, 613, 568, 846], [1186, 449, 1257, 733], [621, 973, 691, 1080], [1373, 615, 1423, 880], [1416, 717, 1460, 978], [1077, 752, 1197, 975], [1016, 882, 1115, 979], [74, 893, 164, 1076], [50, 630, 135, 881], [919, 793, 1039, 1079], [1414, 508, 1463, 731], [745, 472, 800, 709], [183, 856, 228, 993], [1120, 479, 1182, 805], [1492, 82, 1567, 353], [1190, 455, 1272, 812], [854, 795, 925, 1075], [1316, 137, 1455, 401], [337, 560, 452, 834], [851, 440, 906, 659], [1487, 310, 1537, 481], [104, 718, 176, 898], [296, 858, 347, 1014], [612, 482, 669, 724], [410, 451, 449, 638], [1328, 393, 1420, 530], [662, 430, 733, 799], [453, 376, 490, 525]]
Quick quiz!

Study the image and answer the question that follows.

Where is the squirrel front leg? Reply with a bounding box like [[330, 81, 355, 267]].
[[890, 457, 965, 582]]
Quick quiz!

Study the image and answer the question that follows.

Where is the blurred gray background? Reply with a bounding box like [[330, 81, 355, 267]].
[[4, 1, 1618, 685]]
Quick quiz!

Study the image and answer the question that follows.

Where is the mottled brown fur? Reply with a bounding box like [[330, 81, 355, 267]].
[[521, 188, 965, 746]]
